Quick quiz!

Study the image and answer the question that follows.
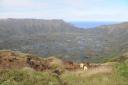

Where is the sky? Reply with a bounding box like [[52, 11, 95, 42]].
[[0, 0, 128, 21]]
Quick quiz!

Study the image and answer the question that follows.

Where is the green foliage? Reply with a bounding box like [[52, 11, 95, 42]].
[[0, 69, 60, 85], [116, 60, 128, 78], [0, 61, 128, 85], [61, 71, 128, 85]]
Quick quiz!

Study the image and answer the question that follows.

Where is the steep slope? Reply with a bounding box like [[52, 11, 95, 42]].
[[97, 22, 128, 56], [0, 19, 128, 62]]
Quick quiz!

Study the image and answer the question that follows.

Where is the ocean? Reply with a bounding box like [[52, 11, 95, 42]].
[[70, 21, 119, 29]]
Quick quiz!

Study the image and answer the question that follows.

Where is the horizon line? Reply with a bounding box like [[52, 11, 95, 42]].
[[0, 18, 127, 22]]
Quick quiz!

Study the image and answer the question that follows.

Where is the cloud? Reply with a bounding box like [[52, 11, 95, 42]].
[[1, 0, 48, 11], [0, 0, 128, 21]]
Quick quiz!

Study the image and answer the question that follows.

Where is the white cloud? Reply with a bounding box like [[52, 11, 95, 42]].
[[1, 0, 48, 9], [0, 0, 128, 21]]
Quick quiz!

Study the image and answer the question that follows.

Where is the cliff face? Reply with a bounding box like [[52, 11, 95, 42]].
[[0, 19, 128, 62]]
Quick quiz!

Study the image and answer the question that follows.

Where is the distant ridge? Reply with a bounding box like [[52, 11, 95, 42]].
[[0, 19, 128, 62]]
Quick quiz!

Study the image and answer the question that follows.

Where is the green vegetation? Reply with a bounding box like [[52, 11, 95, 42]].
[[0, 69, 60, 85], [0, 50, 128, 85], [61, 70, 128, 85], [60, 58, 128, 85], [0, 62, 128, 85], [116, 60, 128, 78]]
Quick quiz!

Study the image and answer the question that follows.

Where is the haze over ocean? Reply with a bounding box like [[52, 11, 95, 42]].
[[70, 21, 120, 29]]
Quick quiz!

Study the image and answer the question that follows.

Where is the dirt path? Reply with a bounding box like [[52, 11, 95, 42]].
[[70, 64, 113, 77], [86, 65, 113, 76]]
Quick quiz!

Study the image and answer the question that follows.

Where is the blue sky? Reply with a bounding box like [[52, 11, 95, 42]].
[[0, 0, 128, 21]]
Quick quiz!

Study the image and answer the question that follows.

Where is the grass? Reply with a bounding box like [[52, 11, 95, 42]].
[[0, 50, 128, 85], [116, 60, 128, 78], [0, 62, 127, 85], [61, 62, 128, 85], [61, 71, 128, 85], [0, 68, 60, 85]]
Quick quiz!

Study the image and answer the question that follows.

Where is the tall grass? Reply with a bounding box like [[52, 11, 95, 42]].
[[0, 69, 60, 85], [0, 62, 128, 85], [61, 65, 128, 85], [116, 60, 128, 78]]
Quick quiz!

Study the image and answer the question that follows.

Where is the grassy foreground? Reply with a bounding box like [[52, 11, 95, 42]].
[[61, 70, 127, 85], [0, 62, 128, 85], [61, 61, 128, 85], [0, 68, 60, 85], [0, 50, 127, 85]]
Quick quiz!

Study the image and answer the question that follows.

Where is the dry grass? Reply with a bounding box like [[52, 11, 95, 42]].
[[61, 64, 128, 85], [0, 50, 127, 85]]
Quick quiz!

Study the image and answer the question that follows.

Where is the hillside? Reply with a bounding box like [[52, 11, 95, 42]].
[[0, 50, 127, 85], [0, 50, 80, 71], [0, 19, 128, 62]]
